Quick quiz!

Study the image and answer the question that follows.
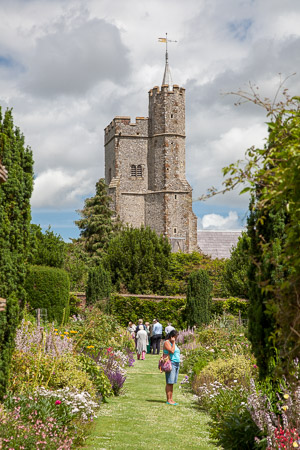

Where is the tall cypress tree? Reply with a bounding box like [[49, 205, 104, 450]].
[[0, 108, 34, 399], [86, 264, 112, 306], [75, 178, 118, 263], [185, 269, 213, 328], [247, 205, 286, 379]]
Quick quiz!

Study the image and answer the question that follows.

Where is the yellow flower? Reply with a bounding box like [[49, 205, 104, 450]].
[[283, 394, 289, 399], [54, 329, 58, 331], [70, 330, 77, 333], [292, 442, 299, 448], [67, 337, 70, 339], [55, 333, 58, 335], [86, 345, 95, 349], [64, 331, 69, 334], [282, 405, 288, 411], [60, 335, 64, 338]]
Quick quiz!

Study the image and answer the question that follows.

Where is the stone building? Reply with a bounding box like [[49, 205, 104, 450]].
[[104, 50, 197, 253]]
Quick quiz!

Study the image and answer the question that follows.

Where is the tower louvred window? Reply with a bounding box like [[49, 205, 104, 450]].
[[137, 165, 142, 177], [131, 165, 136, 176]]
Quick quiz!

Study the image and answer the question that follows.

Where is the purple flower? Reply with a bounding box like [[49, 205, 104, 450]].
[[105, 370, 126, 396]]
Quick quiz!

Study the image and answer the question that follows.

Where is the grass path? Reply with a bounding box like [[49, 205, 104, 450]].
[[83, 353, 218, 449]]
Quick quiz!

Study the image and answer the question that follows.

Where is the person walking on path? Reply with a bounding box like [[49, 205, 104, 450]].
[[163, 329, 180, 405], [145, 321, 151, 354], [151, 319, 163, 354], [134, 319, 145, 348], [136, 325, 148, 360]]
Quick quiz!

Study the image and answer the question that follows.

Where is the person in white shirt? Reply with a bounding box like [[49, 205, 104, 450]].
[[165, 322, 175, 336]]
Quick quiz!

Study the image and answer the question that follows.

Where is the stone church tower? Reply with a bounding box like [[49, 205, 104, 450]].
[[104, 50, 197, 253]]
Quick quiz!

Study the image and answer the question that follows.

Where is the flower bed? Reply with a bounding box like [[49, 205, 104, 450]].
[[178, 318, 300, 449], [0, 304, 135, 449]]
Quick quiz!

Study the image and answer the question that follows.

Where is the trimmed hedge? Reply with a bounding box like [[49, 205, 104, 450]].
[[25, 265, 70, 323], [107, 295, 186, 331]]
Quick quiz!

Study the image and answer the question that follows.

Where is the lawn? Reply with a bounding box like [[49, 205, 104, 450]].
[[83, 353, 218, 449]]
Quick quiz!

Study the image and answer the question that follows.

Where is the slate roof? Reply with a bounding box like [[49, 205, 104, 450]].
[[197, 230, 242, 259]]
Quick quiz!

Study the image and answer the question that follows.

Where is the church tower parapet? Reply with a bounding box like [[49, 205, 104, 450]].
[[104, 42, 197, 253]]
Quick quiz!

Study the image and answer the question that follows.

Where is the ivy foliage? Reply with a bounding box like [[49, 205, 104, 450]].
[[25, 265, 70, 324], [29, 224, 66, 268], [104, 226, 171, 294], [75, 178, 119, 263], [0, 108, 34, 399], [108, 295, 186, 331], [185, 269, 213, 327]]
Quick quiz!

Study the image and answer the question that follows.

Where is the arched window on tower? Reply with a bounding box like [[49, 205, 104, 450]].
[[137, 165, 142, 177], [131, 165, 136, 177]]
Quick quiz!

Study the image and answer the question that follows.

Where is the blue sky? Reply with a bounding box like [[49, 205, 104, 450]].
[[1, 0, 300, 241]]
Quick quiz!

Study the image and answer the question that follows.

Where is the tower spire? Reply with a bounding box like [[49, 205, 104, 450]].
[[158, 33, 177, 87]]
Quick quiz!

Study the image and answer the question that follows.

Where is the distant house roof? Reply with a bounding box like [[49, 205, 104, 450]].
[[197, 230, 242, 259]]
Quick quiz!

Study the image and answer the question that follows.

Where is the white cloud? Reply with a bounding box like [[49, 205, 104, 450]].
[[198, 211, 243, 230], [0, 0, 299, 239], [31, 168, 92, 208]]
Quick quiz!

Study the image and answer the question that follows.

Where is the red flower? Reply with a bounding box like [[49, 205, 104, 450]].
[[55, 400, 61, 405]]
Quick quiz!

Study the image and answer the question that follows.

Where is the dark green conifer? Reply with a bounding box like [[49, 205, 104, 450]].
[[0, 108, 34, 399], [75, 178, 118, 263], [185, 269, 212, 327], [86, 264, 112, 306]]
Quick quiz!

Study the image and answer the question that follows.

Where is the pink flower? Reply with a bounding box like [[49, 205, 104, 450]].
[[55, 400, 61, 405], [253, 364, 258, 368]]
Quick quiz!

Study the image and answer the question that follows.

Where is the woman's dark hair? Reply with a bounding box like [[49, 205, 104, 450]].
[[167, 329, 178, 340]]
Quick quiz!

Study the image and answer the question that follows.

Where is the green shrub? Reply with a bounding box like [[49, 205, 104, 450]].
[[105, 226, 171, 294], [108, 295, 186, 331], [223, 297, 248, 318], [69, 293, 82, 316], [180, 347, 214, 375], [9, 350, 96, 396], [185, 269, 212, 327], [28, 224, 66, 268], [210, 299, 224, 316], [208, 388, 261, 450], [222, 232, 250, 299], [193, 355, 253, 390], [25, 265, 70, 323], [71, 305, 135, 353], [79, 355, 112, 402], [86, 264, 111, 306], [166, 251, 228, 297]]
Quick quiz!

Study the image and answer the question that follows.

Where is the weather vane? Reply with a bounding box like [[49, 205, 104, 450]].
[[158, 33, 178, 64]]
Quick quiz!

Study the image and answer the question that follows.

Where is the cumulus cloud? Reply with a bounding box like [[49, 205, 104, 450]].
[[0, 0, 299, 239], [23, 17, 130, 96], [31, 168, 92, 208], [198, 211, 243, 230]]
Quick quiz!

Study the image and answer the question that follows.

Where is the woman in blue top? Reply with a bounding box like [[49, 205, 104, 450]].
[[163, 329, 180, 405]]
